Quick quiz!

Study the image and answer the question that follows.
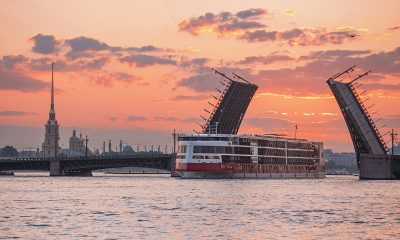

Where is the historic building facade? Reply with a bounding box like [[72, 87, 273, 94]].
[[69, 129, 86, 155]]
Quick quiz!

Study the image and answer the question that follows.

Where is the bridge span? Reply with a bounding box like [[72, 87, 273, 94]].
[[327, 66, 400, 179], [0, 153, 174, 176]]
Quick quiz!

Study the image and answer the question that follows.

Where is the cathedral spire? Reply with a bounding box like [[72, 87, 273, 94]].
[[42, 62, 60, 157], [49, 63, 56, 120], [51, 62, 54, 110]]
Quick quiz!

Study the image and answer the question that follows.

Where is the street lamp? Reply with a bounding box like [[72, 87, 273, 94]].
[[85, 135, 89, 157]]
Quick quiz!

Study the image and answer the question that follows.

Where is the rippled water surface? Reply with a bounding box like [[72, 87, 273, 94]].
[[1, 174, 400, 239]]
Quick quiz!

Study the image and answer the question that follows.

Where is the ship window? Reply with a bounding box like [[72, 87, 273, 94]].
[[193, 146, 205, 153], [239, 138, 250, 145], [177, 145, 187, 154], [193, 146, 220, 153], [193, 146, 235, 154], [221, 155, 232, 163], [206, 147, 213, 153], [233, 147, 250, 155], [232, 138, 239, 145], [193, 146, 199, 153], [215, 147, 225, 154], [225, 147, 233, 154]]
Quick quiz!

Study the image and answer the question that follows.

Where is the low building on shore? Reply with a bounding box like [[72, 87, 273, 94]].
[[324, 149, 358, 174]]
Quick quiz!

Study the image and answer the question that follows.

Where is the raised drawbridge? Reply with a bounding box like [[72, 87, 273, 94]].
[[199, 69, 258, 134], [327, 66, 399, 179]]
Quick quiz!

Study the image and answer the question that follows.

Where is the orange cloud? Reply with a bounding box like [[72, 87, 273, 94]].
[[178, 8, 268, 37], [258, 92, 334, 100], [239, 27, 361, 46], [238, 53, 294, 65], [283, 10, 295, 17], [388, 26, 400, 31], [178, 9, 362, 46], [94, 72, 142, 87]]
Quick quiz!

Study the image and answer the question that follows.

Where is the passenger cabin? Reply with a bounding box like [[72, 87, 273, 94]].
[[177, 134, 323, 167]]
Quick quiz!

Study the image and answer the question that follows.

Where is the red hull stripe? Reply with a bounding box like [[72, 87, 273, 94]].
[[176, 163, 324, 174]]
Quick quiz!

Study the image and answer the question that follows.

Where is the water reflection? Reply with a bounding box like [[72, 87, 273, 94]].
[[0, 175, 399, 239]]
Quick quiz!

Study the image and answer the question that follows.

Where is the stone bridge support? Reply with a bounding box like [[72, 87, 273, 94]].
[[50, 157, 61, 176]]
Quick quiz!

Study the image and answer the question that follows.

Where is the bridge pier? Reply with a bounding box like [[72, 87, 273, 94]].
[[50, 157, 61, 176], [170, 154, 180, 177], [360, 154, 400, 179], [50, 158, 93, 176]]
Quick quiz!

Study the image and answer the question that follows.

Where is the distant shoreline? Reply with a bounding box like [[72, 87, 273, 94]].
[[104, 172, 170, 175]]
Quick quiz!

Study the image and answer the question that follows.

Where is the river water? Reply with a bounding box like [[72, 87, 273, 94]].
[[0, 174, 399, 239]]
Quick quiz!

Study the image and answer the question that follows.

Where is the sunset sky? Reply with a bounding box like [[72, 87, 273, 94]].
[[0, 0, 399, 152]]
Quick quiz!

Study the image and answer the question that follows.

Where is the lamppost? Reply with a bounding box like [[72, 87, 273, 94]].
[[120, 141, 130, 155], [172, 129, 176, 155], [85, 135, 89, 158]]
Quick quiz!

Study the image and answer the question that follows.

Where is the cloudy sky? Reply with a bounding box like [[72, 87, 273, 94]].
[[0, 0, 399, 152]]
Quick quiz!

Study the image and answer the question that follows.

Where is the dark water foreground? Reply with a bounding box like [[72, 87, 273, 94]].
[[0, 174, 399, 239]]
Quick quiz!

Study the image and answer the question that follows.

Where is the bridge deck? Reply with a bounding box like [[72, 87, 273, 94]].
[[0, 153, 174, 175]]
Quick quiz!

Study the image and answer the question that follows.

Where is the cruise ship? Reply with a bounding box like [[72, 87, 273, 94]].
[[175, 68, 326, 179], [175, 134, 325, 179]]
